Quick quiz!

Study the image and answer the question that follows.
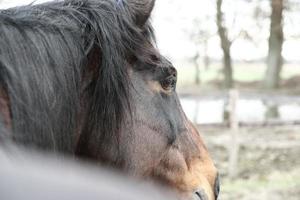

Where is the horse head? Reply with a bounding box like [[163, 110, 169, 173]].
[[76, 0, 219, 199]]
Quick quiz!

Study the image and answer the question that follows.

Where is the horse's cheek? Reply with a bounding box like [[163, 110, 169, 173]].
[[0, 88, 11, 131]]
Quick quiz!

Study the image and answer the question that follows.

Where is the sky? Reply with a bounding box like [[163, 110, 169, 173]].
[[1, 0, 300, 62], [0, 0, 49, 9], [152, 0, 300, 62]]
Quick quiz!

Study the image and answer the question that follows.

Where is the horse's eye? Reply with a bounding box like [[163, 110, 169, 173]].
[[160, 76, 176, 91]]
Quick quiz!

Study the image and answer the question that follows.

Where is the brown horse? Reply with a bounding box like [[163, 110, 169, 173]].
[[0, 0, 219, 199]]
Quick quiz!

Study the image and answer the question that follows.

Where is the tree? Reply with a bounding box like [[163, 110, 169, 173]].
[[264, 0, 284, 89], [187, 16, 214, 85], [216, 0, 233, 89], [192, 54, 201, 85]]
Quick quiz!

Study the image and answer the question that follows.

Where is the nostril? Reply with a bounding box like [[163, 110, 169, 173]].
[[194, 189, 208, 200], [214, 173, 220, 199]]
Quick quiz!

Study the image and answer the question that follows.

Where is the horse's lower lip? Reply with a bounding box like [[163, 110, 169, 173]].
[[194, 189, 208, 200]]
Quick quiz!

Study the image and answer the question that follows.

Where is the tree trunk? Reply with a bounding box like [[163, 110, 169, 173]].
[[264, 0, 284, 89], [203, 39, 210, 71], [193, 54, 201, 85], [216, 0, 233, 89]]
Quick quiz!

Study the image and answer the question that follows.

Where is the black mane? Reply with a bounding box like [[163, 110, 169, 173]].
[[0, 0, 157, 154]]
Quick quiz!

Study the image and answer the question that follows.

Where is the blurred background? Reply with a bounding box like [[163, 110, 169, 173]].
[[1, 0, 299, 199], [152, 0, 300, 199]]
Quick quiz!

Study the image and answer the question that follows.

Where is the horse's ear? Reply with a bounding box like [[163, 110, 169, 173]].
[[126, 0, 155, 27]]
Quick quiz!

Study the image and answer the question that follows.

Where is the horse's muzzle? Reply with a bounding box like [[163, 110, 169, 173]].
[[194, 175, 220, 200]]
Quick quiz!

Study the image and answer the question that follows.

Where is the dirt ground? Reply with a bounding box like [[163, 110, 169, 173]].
[[198, 125, 300, 200]]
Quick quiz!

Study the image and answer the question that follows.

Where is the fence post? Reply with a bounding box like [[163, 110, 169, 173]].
[[228, 89, 240, 179]]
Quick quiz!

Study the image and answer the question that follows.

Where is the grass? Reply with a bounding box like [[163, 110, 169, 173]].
[[174, 61, 300, 87], [220, 169, 300, 200], [222, 171, 300, 192]]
